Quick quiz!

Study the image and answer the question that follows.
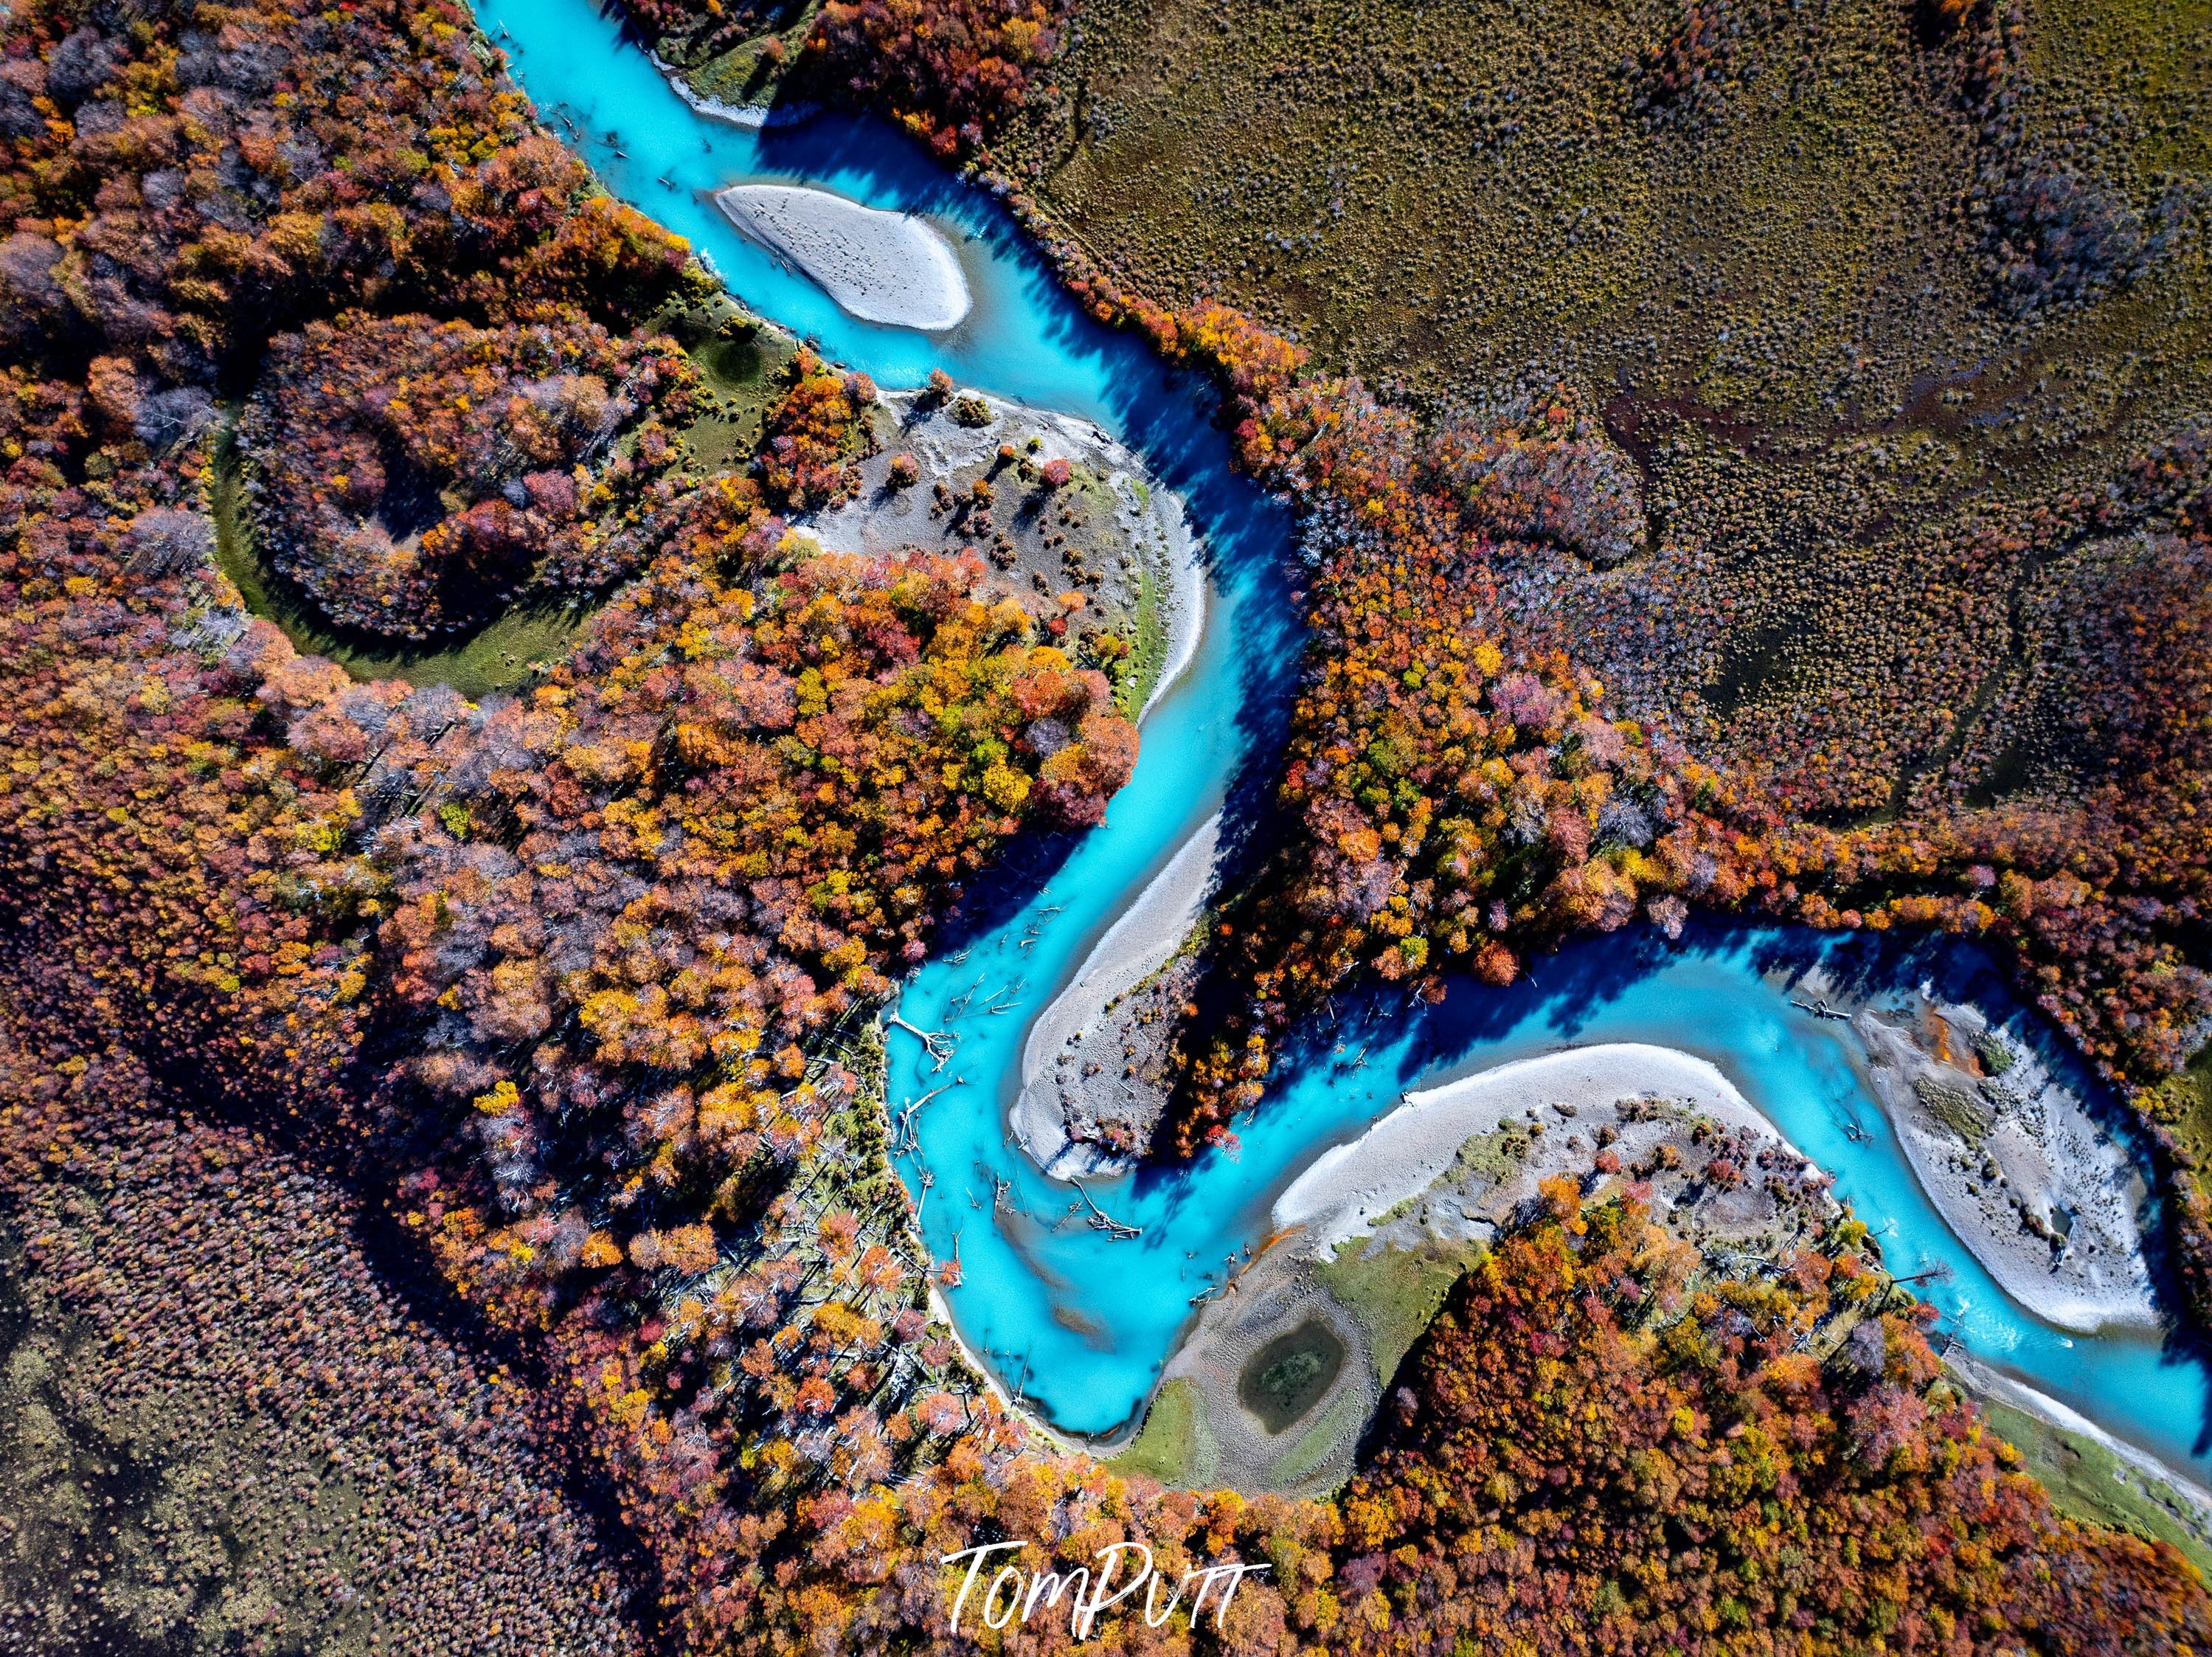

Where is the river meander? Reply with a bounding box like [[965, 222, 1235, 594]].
[[480, 0, 2212, 1483]]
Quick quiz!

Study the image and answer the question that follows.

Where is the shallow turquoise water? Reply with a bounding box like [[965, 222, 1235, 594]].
[[479, 0, 2212, 1479], [899, 916, 2212, 1478]]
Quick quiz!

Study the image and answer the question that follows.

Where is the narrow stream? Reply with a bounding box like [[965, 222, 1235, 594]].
[[476, 0, 2212, 1481]]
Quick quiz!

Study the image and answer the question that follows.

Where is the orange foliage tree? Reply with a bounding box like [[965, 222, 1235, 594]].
[[245, 311, 703, 637], [1343, 1193, 2212, 1657]]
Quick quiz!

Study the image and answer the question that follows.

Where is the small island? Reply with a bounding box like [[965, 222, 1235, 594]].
[[715, 183, 972, 331]]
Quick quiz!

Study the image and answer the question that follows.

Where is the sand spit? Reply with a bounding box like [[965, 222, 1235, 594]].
[[1856, 992, 2157, 1335], [715, 184, 971, 330], [1275, 1044, 1823, 1254], [1012, 813, 1222, 1178], [649, 52, 820, 128]]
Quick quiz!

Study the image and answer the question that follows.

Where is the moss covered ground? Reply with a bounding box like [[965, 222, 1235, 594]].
[[1103, 1375, 1202, 1484], [1313, 1238, 1486, 1389], [209, 421, 596, 700], [1119, 555, 1168, 719], [1975, 1394, 2212, 1577], [661, 0, 823, 109], [2152, 1045, 2212, 1233], [207, 295, 795, 702], [653, 294, 801, 475]]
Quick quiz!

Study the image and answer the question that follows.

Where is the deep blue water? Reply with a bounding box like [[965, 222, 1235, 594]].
[[477, 0, 2212, 1481]]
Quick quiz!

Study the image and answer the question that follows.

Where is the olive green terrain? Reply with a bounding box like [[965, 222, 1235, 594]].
[[995, 0, 2212, 817], [1973, 1394, 2212, 1575]]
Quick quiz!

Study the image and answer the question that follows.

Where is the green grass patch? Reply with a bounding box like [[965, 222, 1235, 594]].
[[682, 3, 823, 108], [639, 287, 794, 466], [2154, 1045, 2212, 1149], [1915, 1076, 1993, 1147], [1976, 1395, 2212, 1577], [1106, 1377, 1201, 1485], [1446, 1124, 1536, 1185], [659, 308, 797, 476], [1314, 1237, 1484, 1388], [1117, 558, 1169, 719], [2153, 1045, 2212, 1212]]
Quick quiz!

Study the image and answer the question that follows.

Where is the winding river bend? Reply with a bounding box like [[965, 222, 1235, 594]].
[[480, 0, 2212, 1483]]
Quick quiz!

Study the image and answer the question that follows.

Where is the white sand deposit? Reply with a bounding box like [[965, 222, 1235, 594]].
[[1011, 813, 1222, 1179], [1856, 994, 2157, 1335], [1273, 1044, 1816, 1253], [715, 184, 971, 331]]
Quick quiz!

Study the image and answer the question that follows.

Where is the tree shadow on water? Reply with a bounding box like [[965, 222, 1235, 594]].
[[921, 827, 1092, 962], [1390, 922, 1689, 1085]]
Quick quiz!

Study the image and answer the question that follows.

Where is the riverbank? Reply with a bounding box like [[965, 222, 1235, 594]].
[[1132, 1238, 1379, 1497], [715, 184, 971, 331], [1949, 1348, 2212, 1515], [806, 384, 1205, 719], [1274, 1043, 1834, 1256], [1945, 1348, 2212, 1570], [648, 49, 819, 129], [1855, 992, 2157, 1336], [1013, 812, 1221, 1178]]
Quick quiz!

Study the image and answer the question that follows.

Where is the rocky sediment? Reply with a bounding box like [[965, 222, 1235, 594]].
[[810, 385, 1204, 722], [1856, 989, 2157, 1335]]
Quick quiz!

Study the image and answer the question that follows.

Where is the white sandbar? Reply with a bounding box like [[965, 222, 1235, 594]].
[[1273, 1044, 1802, 1250], [715, 184, 971, 331], [1011, 812, 1221, 1178]]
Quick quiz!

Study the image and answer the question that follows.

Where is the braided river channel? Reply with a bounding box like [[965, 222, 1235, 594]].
[[483, 0, 2212, 1482]]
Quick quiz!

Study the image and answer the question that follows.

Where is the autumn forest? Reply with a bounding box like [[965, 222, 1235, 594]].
[[1, 0, 2210, 1652]]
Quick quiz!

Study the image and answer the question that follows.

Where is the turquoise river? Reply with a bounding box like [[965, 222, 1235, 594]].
[[479, 0, 2212, 1484]]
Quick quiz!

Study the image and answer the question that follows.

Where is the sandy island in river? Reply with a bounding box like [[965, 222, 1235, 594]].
[[715, 184, 971, 331], [1848, 980, 2157, 1336]]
